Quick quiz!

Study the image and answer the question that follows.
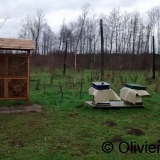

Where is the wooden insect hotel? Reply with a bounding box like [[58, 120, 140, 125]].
[[0, 38, 35, 104]]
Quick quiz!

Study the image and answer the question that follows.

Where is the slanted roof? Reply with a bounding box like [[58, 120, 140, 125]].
[[0, 38, 35, 50]]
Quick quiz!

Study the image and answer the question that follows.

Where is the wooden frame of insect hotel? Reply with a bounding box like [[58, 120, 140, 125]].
[[0, 38, 35, 104]]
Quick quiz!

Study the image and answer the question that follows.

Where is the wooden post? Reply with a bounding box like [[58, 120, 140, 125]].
[[4, 56, 8, 98], [152, 36, 155, 79], [63, 40, 68, 75], [100, 19, 104, 81], [27, 50, 30, 105]]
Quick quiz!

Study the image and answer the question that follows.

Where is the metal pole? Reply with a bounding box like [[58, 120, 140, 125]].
[[100, 19, 104, 81], [152, 36, 155, 79]]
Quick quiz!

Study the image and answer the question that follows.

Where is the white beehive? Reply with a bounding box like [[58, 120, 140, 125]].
[[120, 84, 150, 105], [89, 82, 121, 105]]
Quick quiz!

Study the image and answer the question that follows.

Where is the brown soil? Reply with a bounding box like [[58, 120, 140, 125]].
[[10, 139, 24, 147], [126, 128, 145, 136], [27, 119, 44, 128], [0, 104, 42, 114], [69, 113, 79, 118], [102, 120, 116, 127]]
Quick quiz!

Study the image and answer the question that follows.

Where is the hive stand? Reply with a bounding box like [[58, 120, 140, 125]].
[[0, 38, 35, 104]]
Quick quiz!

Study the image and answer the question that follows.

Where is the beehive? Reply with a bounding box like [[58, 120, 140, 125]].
[[120, 83, 150, 105], [89, 81, 121, 105]]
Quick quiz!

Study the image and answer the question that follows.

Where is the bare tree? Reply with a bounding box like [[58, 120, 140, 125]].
[[158, 10, 160, 54], [73, 3, 91, 84], [19, 9, 45, 55], [106, 8, 122, 54], [132, 11, 140, 54], [144, 9, 157, 53], [41, 23, 55, 55], [61, 24, 72, 75]]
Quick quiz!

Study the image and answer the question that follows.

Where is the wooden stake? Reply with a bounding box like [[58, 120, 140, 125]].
[[100, 19, 104, 81]]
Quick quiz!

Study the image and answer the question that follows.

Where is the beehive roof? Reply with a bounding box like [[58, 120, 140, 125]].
[[0, 38, 35, 50]]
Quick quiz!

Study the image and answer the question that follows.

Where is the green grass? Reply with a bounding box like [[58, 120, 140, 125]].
[[0, 69, 160, 160]]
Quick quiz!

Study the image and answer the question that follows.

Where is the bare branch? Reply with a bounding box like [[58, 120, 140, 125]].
[[0, 17, 9, 28]]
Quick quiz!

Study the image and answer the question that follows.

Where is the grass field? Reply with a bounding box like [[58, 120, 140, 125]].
[[0, 68, 160, 160]]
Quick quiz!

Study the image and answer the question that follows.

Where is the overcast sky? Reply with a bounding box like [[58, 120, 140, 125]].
[[0, 0, 160, 38]]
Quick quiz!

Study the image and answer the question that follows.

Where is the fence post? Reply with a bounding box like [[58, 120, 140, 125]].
[[152, 36, 155, 79], [100, 19, 104, 81]]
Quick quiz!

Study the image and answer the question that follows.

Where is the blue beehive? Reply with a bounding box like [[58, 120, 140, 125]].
[[125, 83, 146, 90], [92, 82, 110, 90]]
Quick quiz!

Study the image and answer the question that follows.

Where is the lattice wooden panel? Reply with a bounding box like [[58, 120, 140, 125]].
[[8, 79, 27, 98], [0, 79, 4, 98], [0, 56, 5, 76], [8, 57, 27, 76], [0, 54, 29, 101]]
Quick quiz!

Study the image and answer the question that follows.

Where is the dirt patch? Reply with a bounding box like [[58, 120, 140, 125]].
[[69, 113, 79, 118], [56, 145, 67, 150], [28, 119, 44, 128], [111, 135, 124, 143], [102, 120, 116, 127], [10, 139, 24, 148], [0, 104, 42, 114], [126, 128, 145, 136]]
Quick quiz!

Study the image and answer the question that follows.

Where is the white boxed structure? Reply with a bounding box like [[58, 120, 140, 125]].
[[89, 82, 121, 105], [120, 83, 150, 105]]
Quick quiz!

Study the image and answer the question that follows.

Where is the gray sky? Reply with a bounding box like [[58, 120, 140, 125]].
[[0, 0, 159, 38]]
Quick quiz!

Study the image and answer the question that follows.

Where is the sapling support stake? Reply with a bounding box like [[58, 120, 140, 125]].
[[59, 81, 63, 103], [80, 78, 84, 98]]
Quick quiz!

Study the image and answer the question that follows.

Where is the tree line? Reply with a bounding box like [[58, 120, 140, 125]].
[[18, 4, 160, 55]]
